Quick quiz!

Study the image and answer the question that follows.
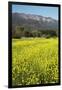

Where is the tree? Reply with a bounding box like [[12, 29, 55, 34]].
[[13, 26, 24, 38]]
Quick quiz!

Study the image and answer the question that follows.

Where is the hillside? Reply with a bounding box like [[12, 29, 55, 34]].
[[12, 13, 58, 38]]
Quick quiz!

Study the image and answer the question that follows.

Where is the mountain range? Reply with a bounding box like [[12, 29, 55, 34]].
[[12, 13, 58, 31]]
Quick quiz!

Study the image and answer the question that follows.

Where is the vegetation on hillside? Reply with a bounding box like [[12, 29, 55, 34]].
[[12, 26, 58, 39]]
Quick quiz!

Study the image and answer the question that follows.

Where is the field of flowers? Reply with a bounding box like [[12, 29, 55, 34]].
[[12, 38, 59, 86]]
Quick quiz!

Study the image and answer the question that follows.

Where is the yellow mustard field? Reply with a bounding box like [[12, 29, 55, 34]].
[[12, 38, 59, 86]]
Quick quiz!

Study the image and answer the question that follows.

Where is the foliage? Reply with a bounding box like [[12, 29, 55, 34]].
[[12, 26, 58, 38]]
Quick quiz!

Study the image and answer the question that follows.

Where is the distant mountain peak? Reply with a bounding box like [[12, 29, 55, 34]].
[[12, 12, 58, 30]]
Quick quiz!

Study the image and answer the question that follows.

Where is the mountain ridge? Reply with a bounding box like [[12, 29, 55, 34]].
[[12, 12, 58, 31], [12, 12, 58, 21]]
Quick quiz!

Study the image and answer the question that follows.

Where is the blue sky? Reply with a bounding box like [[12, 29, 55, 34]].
[[12, 4, 58, 20]]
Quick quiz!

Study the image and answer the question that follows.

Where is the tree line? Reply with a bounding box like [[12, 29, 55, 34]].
[[12, 26, 58, 38]]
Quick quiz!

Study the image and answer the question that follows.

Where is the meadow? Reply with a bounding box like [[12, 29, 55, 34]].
[[12, 38, 59, 86]]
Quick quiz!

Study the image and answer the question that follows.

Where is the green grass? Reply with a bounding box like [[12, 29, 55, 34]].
[[12, 38, 59, 86]]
